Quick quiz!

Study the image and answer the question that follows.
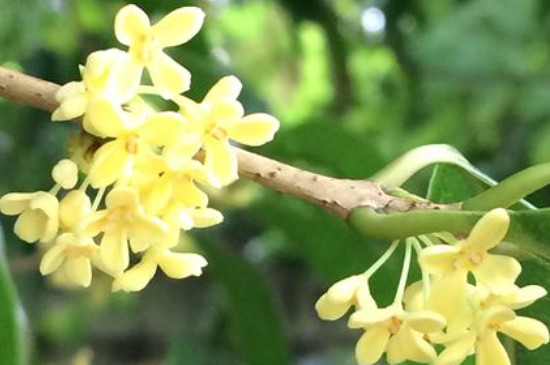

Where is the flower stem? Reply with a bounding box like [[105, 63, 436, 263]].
[[411, 238, 431, 304], [363, 240, 400, 278], [92, 188, 105, 211], [393, 239, 412, 305]]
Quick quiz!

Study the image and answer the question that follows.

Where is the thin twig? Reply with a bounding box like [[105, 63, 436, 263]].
[[0, 66, 457, 218]]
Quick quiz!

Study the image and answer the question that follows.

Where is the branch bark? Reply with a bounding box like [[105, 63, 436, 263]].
[[0, 66, 457, 218]]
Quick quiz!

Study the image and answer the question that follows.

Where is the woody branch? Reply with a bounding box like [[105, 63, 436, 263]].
[[0, 66, 457, 218]]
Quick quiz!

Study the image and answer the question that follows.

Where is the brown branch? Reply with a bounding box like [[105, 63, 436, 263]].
[[0, 66, 457, 218]]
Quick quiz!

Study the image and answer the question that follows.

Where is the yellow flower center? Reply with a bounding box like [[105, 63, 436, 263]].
[[388, 316, 402, 335], [65, 244, 97, 259], [125, 134, 139, 154], [132, 33, 158, 65], [208, 125, 228, 141]]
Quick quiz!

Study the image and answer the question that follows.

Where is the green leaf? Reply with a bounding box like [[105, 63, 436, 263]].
[[0, 232, 24, 365], [427, 164, 488, 203], [372, 144, 496, 189], [199, 239, 292, 365]]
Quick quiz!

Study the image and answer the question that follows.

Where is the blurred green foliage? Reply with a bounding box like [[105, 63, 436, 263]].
[[2, 0, 550, 364]]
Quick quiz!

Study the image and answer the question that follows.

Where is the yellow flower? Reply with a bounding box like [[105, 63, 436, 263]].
[[420, 208, 520, 294], [40, 233, 98, 287], [177, 76, 280, 186], [52, 49, 137, 138], [349, 304, 446, 365], [58, 190, 92, 230], [86, 117, 168, 188], [112, 245, 207, 292], [114, 4, 205, 96], [0, 191, 59, 243], [436, 304, 549, 365], [80, 187, 169, 274], [315, 275, 376, 321], [142, 159, 210, 215]]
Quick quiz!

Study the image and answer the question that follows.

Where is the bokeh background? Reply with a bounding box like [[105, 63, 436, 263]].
[[1, 0, 550, 364]]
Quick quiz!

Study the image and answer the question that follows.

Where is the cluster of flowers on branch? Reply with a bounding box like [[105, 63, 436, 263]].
[[316, 208, 549, 364], [0, 4, 279, 291]]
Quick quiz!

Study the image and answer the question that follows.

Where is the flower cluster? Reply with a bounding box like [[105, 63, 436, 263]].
[[316, 209, 549, 364], [0, 4, 279, 291]]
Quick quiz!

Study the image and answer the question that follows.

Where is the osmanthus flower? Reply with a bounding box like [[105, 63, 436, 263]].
[[114, 4, 205, 96], [1, 3, 282, 293], [111, 244, 207, 292], [52, 49, 138, 138], [176, 76, 280, 186], [86, 112, 178, 188], [315, 275, 376, 321], [435, 301, 549, 365], [39, 233, 99, 287], [80, 186, 169, 274], [419, 208, 520, 295], [58, 190, 92, 231], [348, 303, 446, 364], [0, 191, 59, 243]]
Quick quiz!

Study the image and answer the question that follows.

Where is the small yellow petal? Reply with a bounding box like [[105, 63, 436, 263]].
[[204, 138, 238, 187], [393, 325, 438, 363], [315, 293, 352, 321], [143, 175, 173, 215], [112, 254, 157, 292], [472, 254, 521, 295], [105, 186, 140, 210], [152, 7, 205, 48], [88, 139, 131, 188], [175, 181, 208, 207], [502, 285, 547, 309], [419, 244, 461, 275], [203, 76, 242, 104], [210, 101, 244, 122], [190, 208, 223, 228], [477, 331, 511, 365], [140, 112, 186, 146], [435, 332, 475, 365], [55, 81, 86, 103], [84, 98, 129, 138], [0, 192, 37, 215], [479, 305, 515, 330], [59, 190, 92, 230], [64, 256, 92, 287], [100, 229, 129, 274], [23, 193, 59, 243], [499, 316, 549, 350], [465, 208, 509, 252], [129, 215, 169, 245], [349, 305, 400, 329], [227, 113, 280, 146], [325, 275, 363, 304], [40, 242, 68, 275], [157, 252, 207, 279], [164, 139, 202, 171], [79, 210, 108, 237], [115, 4, 150, 46], [355, 326, 390, 365], [406, 311, 446, 334], [14, 209, 48, 243], [148, 51, 191, 96], [52, 94, 87, 121], [428, 271, 472, 335]]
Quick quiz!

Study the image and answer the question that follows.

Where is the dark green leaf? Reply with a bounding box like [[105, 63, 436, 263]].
[[199, 239, 292, 365], [0, 231, 24, 365]]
